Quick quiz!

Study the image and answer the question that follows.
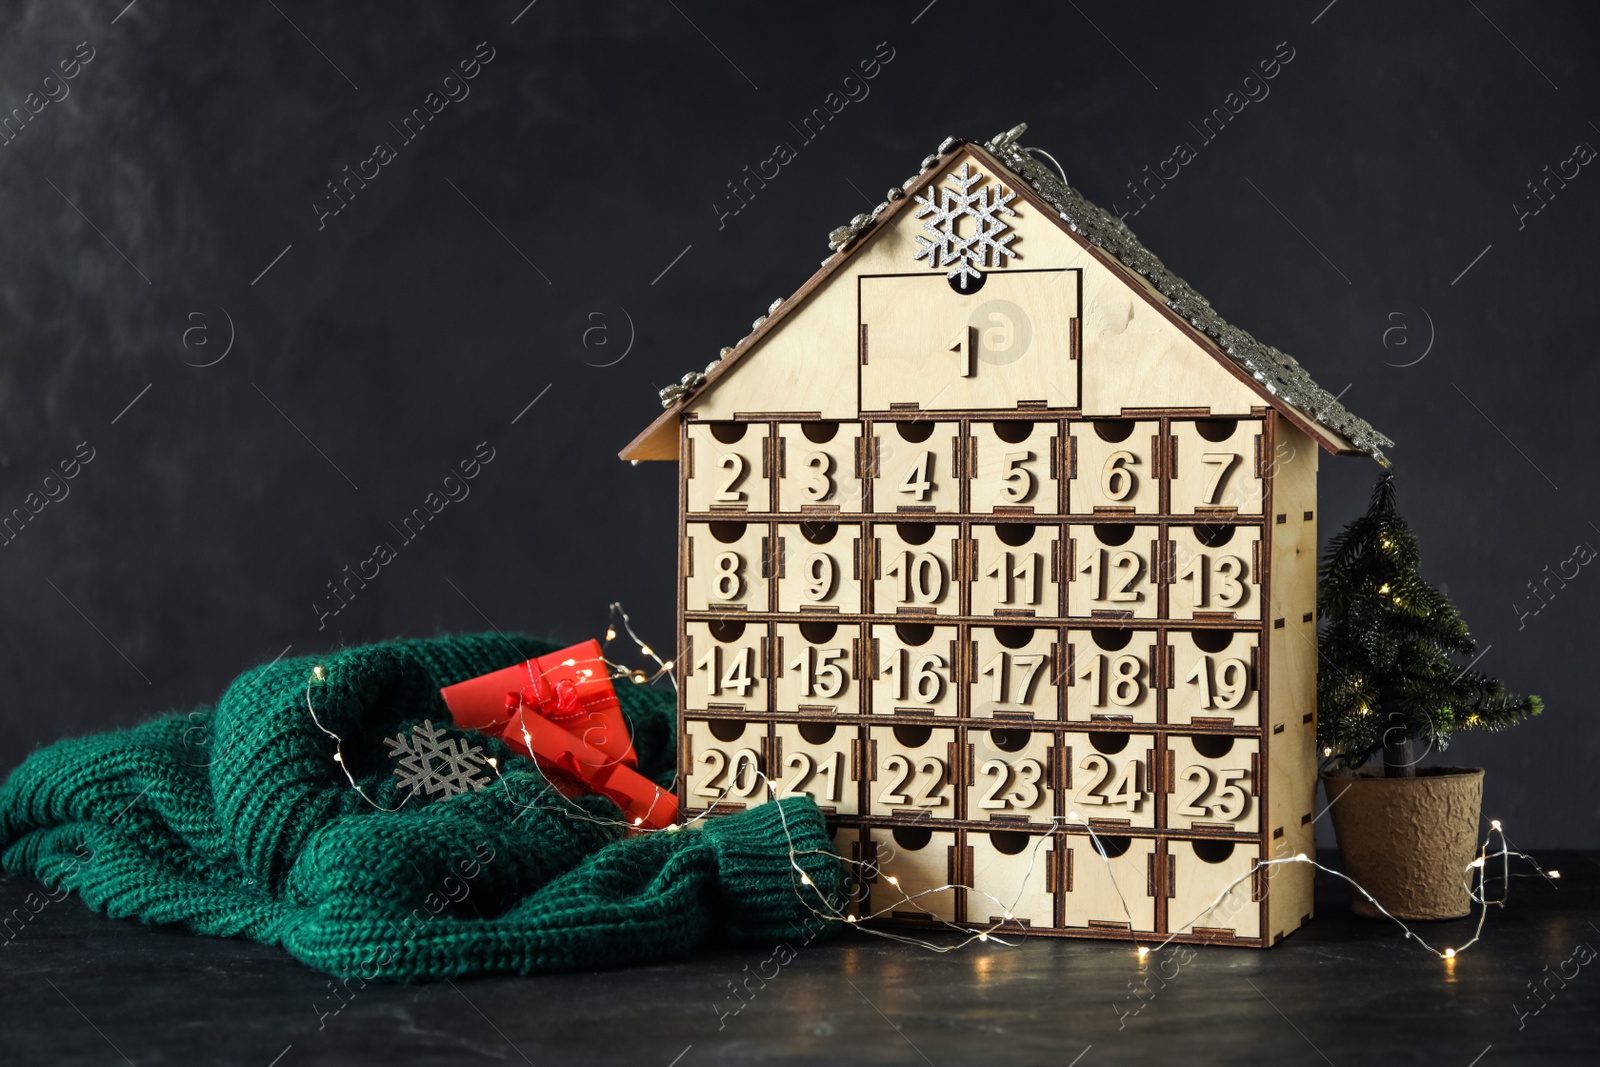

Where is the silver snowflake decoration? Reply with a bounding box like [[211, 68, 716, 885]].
[[384, 720, 492, 800], [912, 162, 1018, 289]]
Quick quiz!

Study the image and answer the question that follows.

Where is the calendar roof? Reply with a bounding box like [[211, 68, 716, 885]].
[[622, 124, 1391, 464]]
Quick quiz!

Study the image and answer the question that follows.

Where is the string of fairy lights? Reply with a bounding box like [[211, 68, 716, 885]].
[[301, 601, 1558, 965]]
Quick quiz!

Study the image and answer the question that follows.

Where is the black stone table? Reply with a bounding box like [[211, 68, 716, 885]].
[[2, 852, 1597, 1065]]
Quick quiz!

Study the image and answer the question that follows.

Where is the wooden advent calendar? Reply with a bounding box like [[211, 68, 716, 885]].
[[621, 125, 1391, 947]]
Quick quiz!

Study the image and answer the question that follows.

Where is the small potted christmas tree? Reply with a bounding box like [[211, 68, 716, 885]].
[[1317, 473, 1541, 919]]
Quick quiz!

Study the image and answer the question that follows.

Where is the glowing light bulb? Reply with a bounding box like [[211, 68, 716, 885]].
[[1379, 584, 1390, 593], [800, 873, 813, 886], [633, 817, 643, 826], [1295, 853, 1308, 863], [1491, 820, 1502, 831], [311, 665, 326, 682], [1470, 857, 1485, 868], [606, 628, 617, 641], [1068, 811, 1081, 821], [486, 757, 497, 767], [640, 645, 654, 658], [1137, 946, 1150, 958], [631, 671, 646, 684], [667, 823, 681, 833], [846, 914, 857, 923], [1550, 870, 1562, 879], [1444, 948, 1456, 959], [1003, 911, 1013, 921], [661, 660, 674, 671], [332, 752, 343, 763], [886, 875, 899, 887], [1323, 747, 1333, 757], [978, 932, 989, 942]]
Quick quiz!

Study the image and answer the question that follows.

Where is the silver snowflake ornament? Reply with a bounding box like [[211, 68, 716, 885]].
[[384, 720, 492, 800], [912, 162, 1018, 290]]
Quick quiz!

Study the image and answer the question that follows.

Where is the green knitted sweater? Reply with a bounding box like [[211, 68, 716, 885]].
[[0, 633, 844, 980]]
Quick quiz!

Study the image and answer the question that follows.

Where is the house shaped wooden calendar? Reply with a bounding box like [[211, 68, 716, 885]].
[[620, 124, 1391, 947]]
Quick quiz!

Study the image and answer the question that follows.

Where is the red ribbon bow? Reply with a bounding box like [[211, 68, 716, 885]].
[[439, 639, 677, 831]]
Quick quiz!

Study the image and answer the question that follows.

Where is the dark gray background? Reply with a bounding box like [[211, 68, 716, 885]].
[[0, 0, 1592, 848]]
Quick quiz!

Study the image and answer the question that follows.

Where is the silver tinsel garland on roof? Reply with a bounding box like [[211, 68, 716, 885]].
[[982, 124, 1392, 461]]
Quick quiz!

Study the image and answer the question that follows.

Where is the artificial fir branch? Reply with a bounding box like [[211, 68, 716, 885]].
[[1316, 473, 1542, 776]]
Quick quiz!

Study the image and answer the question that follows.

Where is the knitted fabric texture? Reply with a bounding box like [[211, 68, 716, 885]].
[[0, 633, 845, 980]]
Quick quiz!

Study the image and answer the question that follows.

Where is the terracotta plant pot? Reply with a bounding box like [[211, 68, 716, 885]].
[[1320, 767, 1485, 920]]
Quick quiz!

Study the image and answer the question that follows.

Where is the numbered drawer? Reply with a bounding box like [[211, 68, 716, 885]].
[[775, 522, 863, 613], [773, 621, 861, 715], [867, 724, 958, 819], [869, 623, 960, 717], [1167, 630, 1260, 726], [773, 721, 861, 815], [684, 718, 771, 812], [873, 523, 960, 615], [1067, 524, 1160, 619], [969, 830, 1058, 928], [686, 522, 769, 613], [1061, 834, 1158, 932], [1169, 419, 1264, 516], [1167, 524, 1262, 621], [684, 620, 768, 714], [970, 626, 1060, 719], [1167, 840, 1262, 940], [871, 421, 962, 513], [687, 421, 770, 513], [968, 420, 1061, 514], [1063, 731, 1157, 829], [970, 524, 1061, 616], [866, 825, 959, 922], [1064, 629, 1158, 724], [1068, 420, 1160, 515], [1165, 735, 1260, 833], [968, 726, 1055, 825], [776, 421, 866, 513]]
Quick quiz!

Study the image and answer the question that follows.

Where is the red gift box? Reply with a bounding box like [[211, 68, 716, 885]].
[[440, 640, 677, 831]]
